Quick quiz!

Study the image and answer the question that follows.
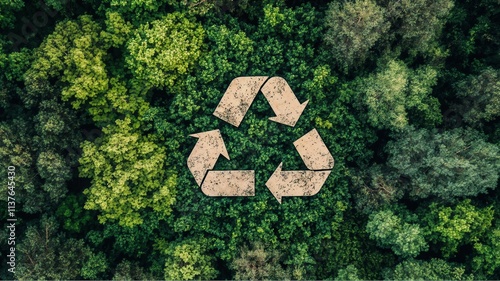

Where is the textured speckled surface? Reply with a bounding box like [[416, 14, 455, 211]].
[[213, 76, 268, 127], [260, 76, 309, 127], [294, 128, 334, 170], [266, 163, 331, 204], [187, 129, 229, 186], [202, 170, 255, 196]]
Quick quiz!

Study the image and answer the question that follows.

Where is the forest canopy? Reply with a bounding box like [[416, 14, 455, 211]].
[[1, 0, 499, 280]]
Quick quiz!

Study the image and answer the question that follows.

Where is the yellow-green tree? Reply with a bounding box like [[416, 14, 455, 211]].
[[423, 199, 494, 257], [79, 117, 176, 227], [126, 12, 204, 89], [357, 60, 441, 130]]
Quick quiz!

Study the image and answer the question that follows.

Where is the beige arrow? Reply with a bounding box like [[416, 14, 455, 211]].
[[187, 129, 230, 186], [265, 163, 331, 204], [213, 76, 268, 127], [260, 77, 309, 127], [202, 170, 255, 196], [293, 129, 334, 170]]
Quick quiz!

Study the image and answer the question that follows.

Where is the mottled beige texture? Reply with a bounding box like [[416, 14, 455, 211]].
[[293, 128, 334, 170], [213, 76, 268, 127], [202, 170, 255, 196], [187, 129, 230, 186], [260, 76, 309, 127], [265, 163, 331, 204]]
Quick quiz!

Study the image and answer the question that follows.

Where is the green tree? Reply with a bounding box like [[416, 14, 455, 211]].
[[112, 260, 156, 280], [472, 227, 500, 277], [24, 16, 107, 109], [33, 99, 81, 149], [197, 22, 254, 86], [0, 48, 83, 213], [185, 0, 251, 14], [441, 0, 500, 69], [25, 15, 149, 125], [231, 242, 289, 280], [383, 0, 454, 56], [101, 11, 133, 48], [383, 259, 473, 280], [83, 0, 171, 22], [356, 60, 440, 130], [0, 0, 23, 28], [351, 165, 403, 214], [35, 150, 72, 201], [126, 12, 204, 89], [0, 40, 7, 109], [454, 67, 500, 126], [314, 214, 396, 280], [15, 216, 107, 280], [79, 117, 176, 227], [386, 127, 500, 200], [405, 65, 442, 126], [32, 99, 81, 203], [55, 194, 95, 232], [158, 238, 218, 280], [366, 209, 428, 258], [0, 105, 81, 213], [4, 48, 32, 83], [324, 0, 389, 72], [81, 252, 109, 280], [335, 265, 361, 281], [0, 118, 39, 213], [85, 211, 161, 261], [423, 199, 494, 258]]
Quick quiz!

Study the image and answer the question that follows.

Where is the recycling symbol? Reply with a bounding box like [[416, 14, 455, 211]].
[[187, 76, 334, 203]]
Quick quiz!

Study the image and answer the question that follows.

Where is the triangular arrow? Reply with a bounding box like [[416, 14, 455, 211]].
[[265, 163, 331, 204], [265, 129, 334, 203], [293, 129, 334, 170], [261, 77, 309, 127], [187, 129, 230, 186], [213, 76, 268, 127]]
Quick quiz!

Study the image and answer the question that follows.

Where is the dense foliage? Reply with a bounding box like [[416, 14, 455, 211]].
[[0, 0, 499, 279]]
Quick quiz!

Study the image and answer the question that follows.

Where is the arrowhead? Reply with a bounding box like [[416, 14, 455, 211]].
[[265, 162, 284, 204], [187, 129, 230, 186], [268, 99, 309, 127], [265, 163, 331, 204], [261, 77, 309, 127], [189, 129, 230, 160]]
